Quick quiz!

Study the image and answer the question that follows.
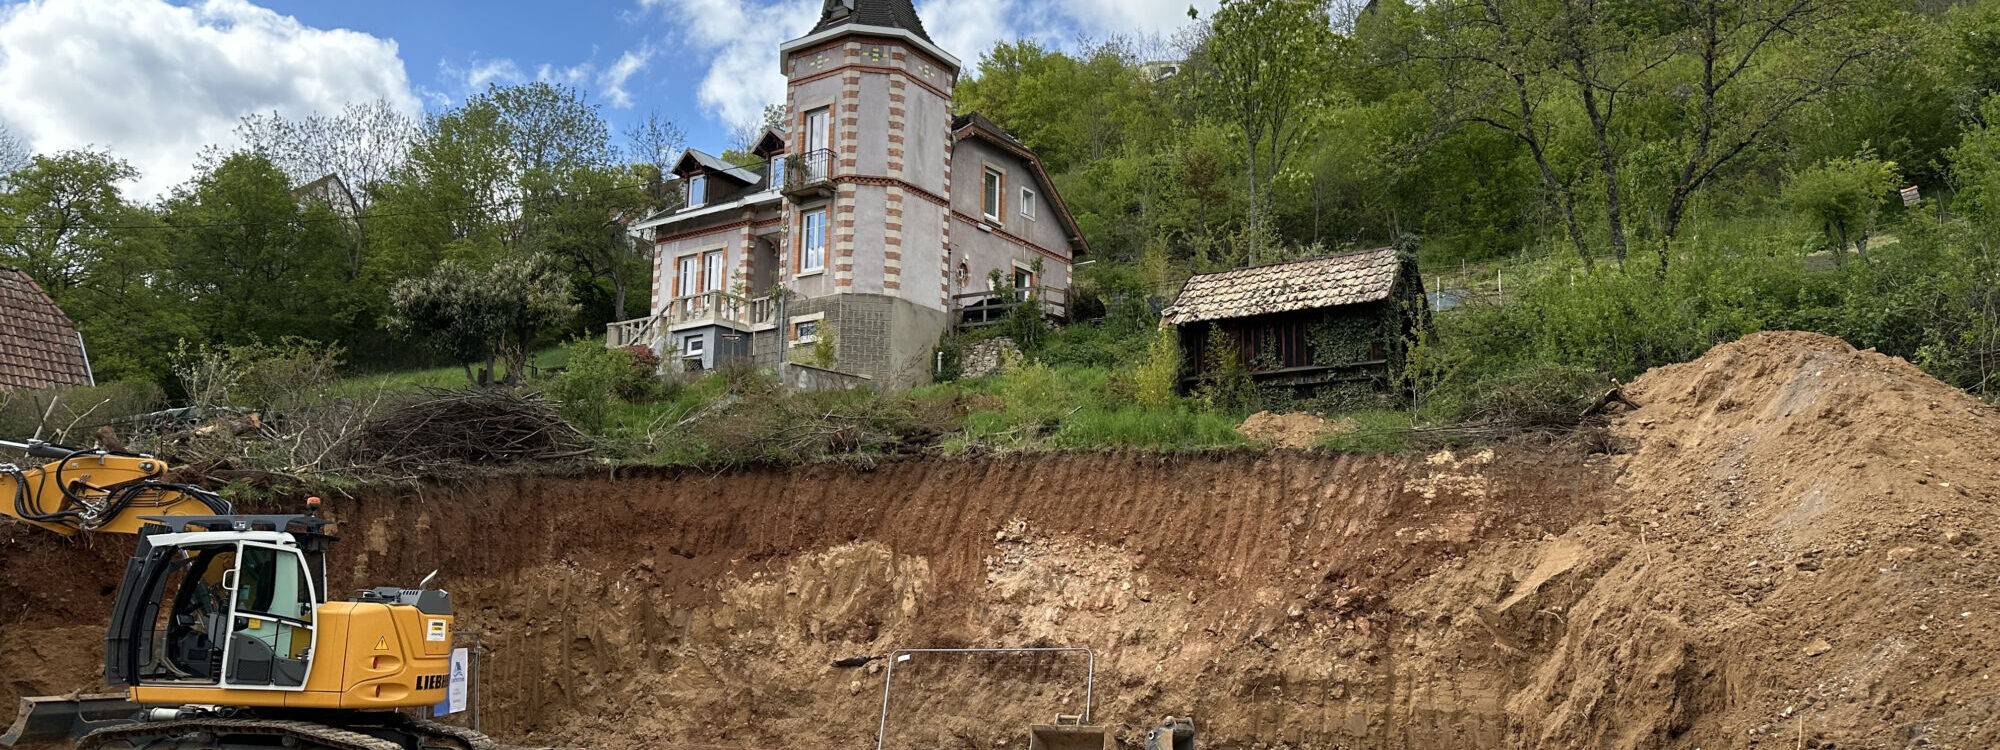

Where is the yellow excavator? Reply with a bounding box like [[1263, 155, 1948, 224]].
[[0, 438, 498, 750]]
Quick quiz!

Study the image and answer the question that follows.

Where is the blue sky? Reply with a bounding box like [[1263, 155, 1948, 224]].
[[0, 0, 1212, 198]]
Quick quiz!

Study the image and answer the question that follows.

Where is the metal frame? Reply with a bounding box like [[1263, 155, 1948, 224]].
[[872, 646, 1094, 750]]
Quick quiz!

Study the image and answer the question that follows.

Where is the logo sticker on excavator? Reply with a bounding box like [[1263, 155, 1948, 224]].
[[426, 619, 448, 642]]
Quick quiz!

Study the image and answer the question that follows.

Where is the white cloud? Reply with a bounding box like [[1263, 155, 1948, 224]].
[[0, 0, 422, 200], [638, 0, 1213, 134], [600, 45, 655, 109]]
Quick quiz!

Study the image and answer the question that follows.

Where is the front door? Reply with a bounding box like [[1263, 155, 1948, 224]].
[[220, 542, 317, 689]]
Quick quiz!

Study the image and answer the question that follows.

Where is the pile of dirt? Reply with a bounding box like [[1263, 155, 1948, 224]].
[[4, 331, 1995, 750], [1237, 410, 1354, 449]]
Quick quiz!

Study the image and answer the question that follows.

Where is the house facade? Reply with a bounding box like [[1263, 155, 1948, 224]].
[[610, 0, 1087, 389]]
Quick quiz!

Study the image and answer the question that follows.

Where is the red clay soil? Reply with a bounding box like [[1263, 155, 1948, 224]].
[[2, 331, 1996, 749]]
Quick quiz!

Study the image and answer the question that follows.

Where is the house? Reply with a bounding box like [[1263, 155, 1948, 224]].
[[0, 267, 94, 392], [1161, 246, 1428, 394], [610, 0, 1088, 389]]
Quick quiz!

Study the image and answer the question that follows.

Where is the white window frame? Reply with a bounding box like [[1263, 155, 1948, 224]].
[[210, 541, 320, 693], [1020, 186, 1038, 220], [677, 255, 700, 298], [703, 250, 725, 293], [982, 167, 1004, 222], [687, 174, 707, 208], [682, 334, 705, 356], [790, 312, 825, 344], [799, 208, 828, 275]]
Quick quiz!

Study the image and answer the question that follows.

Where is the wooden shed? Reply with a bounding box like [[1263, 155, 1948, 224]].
[[1161, 247, 1428, 394]]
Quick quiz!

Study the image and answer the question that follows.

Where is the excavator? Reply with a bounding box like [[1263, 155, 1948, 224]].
[[0, 438, 499, 750]]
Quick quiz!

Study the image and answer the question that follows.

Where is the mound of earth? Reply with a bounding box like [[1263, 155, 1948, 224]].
[[1238, 410, 1354, 449]]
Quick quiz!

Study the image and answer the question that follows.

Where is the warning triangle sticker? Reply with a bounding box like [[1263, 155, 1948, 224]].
[[373, 637, 389, 651]]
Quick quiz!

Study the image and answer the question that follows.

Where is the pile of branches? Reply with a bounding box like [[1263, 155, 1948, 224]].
[[347, 388, 594, 473]]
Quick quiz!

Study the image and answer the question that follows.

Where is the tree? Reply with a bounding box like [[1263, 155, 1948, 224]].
[[0, 122, 28, 177], [388, 254, 577, 385], [0, 149, 140, 294], [1783, 152, 1900, 263], [161, 151, 353, 344], [1197, 0, 1343, 264], [235, 101, 417, 207], [624, 110, 686, 203]]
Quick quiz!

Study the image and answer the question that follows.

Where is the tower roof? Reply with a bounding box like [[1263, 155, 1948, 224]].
[[811, 0, 932, 43]]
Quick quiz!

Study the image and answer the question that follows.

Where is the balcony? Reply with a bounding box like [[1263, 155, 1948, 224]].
[[950, 286, 1069, 330], [606, 291, 778, 349], [782, 148, 836, 201]]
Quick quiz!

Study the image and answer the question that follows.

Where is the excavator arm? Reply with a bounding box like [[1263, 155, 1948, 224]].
[[1, 438, 232, 536]]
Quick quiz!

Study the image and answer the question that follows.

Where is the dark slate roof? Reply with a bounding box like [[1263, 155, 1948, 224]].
[[673, 149, 761, 184], [812, 0, 932, 43], [0, 268, 92, 391], [1161, 247, 1402, 326]]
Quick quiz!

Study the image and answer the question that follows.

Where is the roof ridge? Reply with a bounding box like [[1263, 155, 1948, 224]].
[[1190, 245, 1397, 279]]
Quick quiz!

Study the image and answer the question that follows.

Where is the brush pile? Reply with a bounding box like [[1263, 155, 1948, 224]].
[[348, 388, 593, 473]]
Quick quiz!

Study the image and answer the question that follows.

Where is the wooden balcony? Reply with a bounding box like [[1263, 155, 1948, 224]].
[[950, 286, 1069, 330], [606, 291, 778, 349], [781, 148, 836, 201]]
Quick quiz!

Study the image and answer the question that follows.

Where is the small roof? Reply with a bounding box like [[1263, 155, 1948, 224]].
[[813, 0, 932, 43], [1161, 247, 1403, 326], [672, 149, 760, 184], [0, 268, 92, 391]]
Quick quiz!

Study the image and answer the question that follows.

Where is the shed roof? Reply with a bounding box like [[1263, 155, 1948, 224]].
[[0, 268, 93, 391], [1161, 247, 1402, 326]]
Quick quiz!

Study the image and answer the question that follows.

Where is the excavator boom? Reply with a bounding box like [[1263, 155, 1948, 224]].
[[0, 439, 232, 535]]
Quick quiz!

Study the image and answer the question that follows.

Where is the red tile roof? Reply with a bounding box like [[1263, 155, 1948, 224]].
[[0, 268, 92, 391], [1162, 247, 1402, 326]]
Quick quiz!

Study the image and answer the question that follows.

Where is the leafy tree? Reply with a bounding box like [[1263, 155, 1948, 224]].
[[0, 122, 27, 176], [0, 150, 140, 294], [235, 100, 417, 207], [160, 151, 354, 344], [1196, 0, 1343, 263], [1782, 152, 1900, 262], [388, 254, 577, 384]]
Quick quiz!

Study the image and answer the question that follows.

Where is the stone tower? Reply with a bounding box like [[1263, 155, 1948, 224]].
[[774, 0, 963, 384]]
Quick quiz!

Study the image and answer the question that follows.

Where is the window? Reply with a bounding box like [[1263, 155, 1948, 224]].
[[1014, 265, 1035, 295], [687, 174, 707, 208], [794, 319, 820, 342], [799, 209, 828, 273], [703, 251, 725, 293], [1020, 187, 1038, 220], [982, 168, 1004, 221], [677, 255, 700, 297], [683, 334, 705, 356], [805, 108, 831, 180], [770, 155, 786, 185]]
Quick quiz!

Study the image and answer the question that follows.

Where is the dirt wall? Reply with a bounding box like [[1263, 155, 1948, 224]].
[[5, 331, 1997, 750]]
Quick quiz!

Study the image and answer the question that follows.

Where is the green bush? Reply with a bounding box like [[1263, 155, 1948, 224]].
[[0, 380, 165, 444], [545, 341, 658, 431]]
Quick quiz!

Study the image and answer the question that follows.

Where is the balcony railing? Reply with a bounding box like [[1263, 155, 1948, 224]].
[[782, 148, 836, 199], [606, 291, 779, 349], [950, 286, 1070, 329]]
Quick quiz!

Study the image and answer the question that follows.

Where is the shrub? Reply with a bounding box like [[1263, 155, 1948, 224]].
[[1133, 327, 1182, 410], [0, 380, 165, 444], [545, 341, 657, 432]]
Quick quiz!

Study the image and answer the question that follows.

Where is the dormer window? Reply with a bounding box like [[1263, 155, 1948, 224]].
[[687, 174, 708, 208]]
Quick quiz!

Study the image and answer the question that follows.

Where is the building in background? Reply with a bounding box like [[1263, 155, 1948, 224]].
[[0, 267, 94, 392], [609, 0, 1087, 389]]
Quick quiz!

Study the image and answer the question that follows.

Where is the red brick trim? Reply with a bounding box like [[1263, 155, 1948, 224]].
[[951, 209, 1073, 264]]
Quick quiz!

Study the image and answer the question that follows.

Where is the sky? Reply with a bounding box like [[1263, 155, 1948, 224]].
[[0, 0, 1214, 199]]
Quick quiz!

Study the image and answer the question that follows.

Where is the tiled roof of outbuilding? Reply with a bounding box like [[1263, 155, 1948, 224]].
[[1161, 247, 1402, 326], [812, 0, 933, 42], [0, 268, 92, 391]]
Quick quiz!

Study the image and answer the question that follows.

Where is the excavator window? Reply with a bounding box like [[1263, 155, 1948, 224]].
[[142, 544, 238, 684], [222, 544, 315, 688]]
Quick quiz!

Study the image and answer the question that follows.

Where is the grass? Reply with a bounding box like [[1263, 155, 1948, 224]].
[[1318, 409, 1415, 454], [331, 347, 570, 397]]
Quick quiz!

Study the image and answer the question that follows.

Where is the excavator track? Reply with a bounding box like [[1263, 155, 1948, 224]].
[[392, 716, 501, 750], [75, 718, 402, 750]]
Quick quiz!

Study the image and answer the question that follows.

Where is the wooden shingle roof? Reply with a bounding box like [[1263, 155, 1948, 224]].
[[0, 268, 92, 391], [1162, 247, 1402, 326]]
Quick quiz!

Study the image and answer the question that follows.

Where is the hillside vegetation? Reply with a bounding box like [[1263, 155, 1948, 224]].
[[5, 0, 2000, 476]]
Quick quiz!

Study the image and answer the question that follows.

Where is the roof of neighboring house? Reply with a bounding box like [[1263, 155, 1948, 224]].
[[673, 149, 762, 184], [0, 268, 93, 391], [813, 0, 932, 43], [951, 113, 1089, 257], [1161, 247, 1404, 326]]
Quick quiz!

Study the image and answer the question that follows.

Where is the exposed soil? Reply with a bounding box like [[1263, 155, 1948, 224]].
[[1237, 411, 1354, 449], [3, 331, 1996, 749]]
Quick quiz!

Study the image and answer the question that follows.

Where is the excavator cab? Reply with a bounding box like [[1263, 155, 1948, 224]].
[[108, 516, 331, 692]]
